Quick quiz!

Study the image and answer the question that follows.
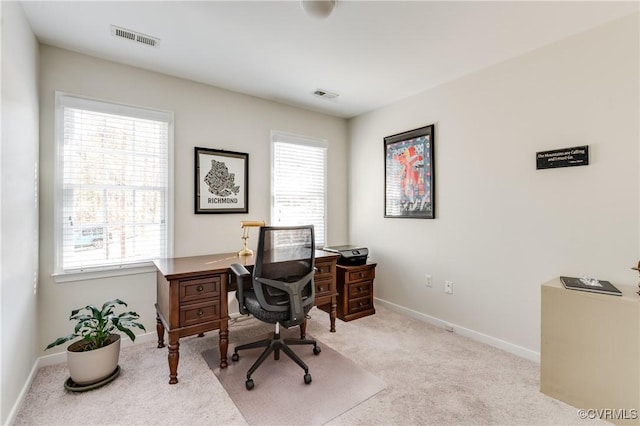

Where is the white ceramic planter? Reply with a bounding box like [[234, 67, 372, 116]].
[[66, 334, 121, 385]]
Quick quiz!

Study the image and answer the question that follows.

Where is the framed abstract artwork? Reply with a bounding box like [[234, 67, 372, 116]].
[[194, 147, 249, 214], [384, 125, 435, 219]]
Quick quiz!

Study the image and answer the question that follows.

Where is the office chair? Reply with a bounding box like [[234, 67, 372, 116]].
[[229, 225, 321, 390]]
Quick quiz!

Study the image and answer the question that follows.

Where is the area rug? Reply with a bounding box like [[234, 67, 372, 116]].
[[202, 333, 386, 425]]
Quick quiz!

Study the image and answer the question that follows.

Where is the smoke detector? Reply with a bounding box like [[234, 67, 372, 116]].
[[312, 89, 339, 101], [301, 0, 337, 19], [111, 25, 160, 48]]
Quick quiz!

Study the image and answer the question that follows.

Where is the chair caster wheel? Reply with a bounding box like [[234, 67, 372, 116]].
[[232, 353, 239, 362], [304, 373, 312, 384], [245, 379, 254, 390], [313, 346, 321, 355]]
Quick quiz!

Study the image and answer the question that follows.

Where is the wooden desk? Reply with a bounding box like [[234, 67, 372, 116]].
[[154, 250, 339, 384]]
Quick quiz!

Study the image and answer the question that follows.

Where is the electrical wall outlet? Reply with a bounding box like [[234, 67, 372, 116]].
[[425, 274, 432, 287], [445, 280, 453, 294]]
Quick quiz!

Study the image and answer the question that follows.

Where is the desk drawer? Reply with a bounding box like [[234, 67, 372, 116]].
[[180, 300, 220, 327], [315, 260, 334, 279], [180, 276, 221, 303], [348, 281, 372, 299], [315, 278, 333, 298], [346, 268, 374, 283], [348, 296, 372, 314]]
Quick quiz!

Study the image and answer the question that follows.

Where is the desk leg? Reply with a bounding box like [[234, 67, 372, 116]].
[[156, 313, 165, 348], [219, 321, 228, 369], [330, 296, 337, 332], [167, 331, 180, 384]]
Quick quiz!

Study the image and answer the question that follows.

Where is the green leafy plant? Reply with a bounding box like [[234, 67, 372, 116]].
[[46, 299, 146, 352]]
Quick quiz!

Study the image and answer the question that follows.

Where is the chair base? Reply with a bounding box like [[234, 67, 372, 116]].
[[231, 329, 320, 390]]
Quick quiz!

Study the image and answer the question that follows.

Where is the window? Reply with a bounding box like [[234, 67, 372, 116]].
[[54, 93, 173, 279], [271, 131, 327, 247]]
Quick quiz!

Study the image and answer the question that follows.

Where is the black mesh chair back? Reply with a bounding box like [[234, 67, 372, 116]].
[[251, 226, 315, 328]]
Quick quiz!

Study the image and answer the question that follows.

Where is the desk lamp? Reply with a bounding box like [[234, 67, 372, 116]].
[[238, 220, 265, 256]]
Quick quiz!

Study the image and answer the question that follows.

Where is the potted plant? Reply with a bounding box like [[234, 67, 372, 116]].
[[46, 299, 145, 388]]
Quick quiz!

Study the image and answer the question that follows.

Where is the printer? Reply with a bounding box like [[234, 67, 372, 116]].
[[323, 245, 369, 266]]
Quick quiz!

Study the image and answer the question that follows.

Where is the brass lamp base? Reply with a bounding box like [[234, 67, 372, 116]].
[[238, 247, 254, 257]]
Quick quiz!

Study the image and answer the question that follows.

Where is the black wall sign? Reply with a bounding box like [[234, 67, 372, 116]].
[[536, 146, 589, 170]]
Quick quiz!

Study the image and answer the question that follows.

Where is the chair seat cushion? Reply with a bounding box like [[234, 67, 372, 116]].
[[243, 289, 311, 326]]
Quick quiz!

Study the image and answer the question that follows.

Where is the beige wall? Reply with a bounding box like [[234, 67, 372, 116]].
[[348, 13, 640, 357], [1, 2, 40, 424], [37, 46, 348, 359]]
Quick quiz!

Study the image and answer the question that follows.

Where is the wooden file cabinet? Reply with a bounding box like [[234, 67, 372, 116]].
[[335, 263, 376, 321]]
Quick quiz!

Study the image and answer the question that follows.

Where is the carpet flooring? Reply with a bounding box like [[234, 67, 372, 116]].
[[13, 304, 605, 425], [203, 332, 386, 425]]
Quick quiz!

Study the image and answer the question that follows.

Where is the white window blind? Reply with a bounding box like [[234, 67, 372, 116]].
[[271, 131, 327, 248], [55, 93, 172, 275]]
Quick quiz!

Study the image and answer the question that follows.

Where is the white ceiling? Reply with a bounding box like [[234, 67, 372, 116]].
[[20, 1, 639, 118]]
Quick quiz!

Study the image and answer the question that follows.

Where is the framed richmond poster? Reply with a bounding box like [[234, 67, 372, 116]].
[[194, 147, 248, 214], [384, 125, 435, 219]]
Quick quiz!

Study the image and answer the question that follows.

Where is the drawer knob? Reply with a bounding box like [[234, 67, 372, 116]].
[[357, 287, 363, 292], [197, 309, 204, 317], [358, 302, 364, 307], [197, 285, 204, 292], [318, 286, 323, 292], [359, 273, 364, 278]]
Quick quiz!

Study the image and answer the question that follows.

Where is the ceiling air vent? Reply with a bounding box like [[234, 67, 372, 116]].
[[312, 89, 339, 101], [111, 25, 160, 48]]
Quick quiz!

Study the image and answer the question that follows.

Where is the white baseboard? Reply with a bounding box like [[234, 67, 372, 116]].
[[375, 297, 540, 363], [4, 357, 40, 426], [5, 332, 158, 426]]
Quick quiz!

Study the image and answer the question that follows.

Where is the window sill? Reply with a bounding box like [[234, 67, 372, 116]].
[[53, 262, 157, 283]]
